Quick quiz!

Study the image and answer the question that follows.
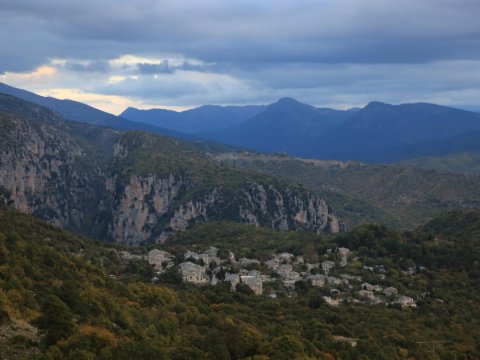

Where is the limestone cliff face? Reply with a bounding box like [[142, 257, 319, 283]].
[[0, 113, 100, 230], [0, 98, 344, 245], [106, 174, 192, 244], [234, 183, 343, 234], [105, 167, 343, 244]]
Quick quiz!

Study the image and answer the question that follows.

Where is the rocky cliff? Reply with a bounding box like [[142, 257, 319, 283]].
[[0, 94, 344, 244], [104, 171, 342, 244], [103, 135, 344, 244], [0, 108, 102, 231]]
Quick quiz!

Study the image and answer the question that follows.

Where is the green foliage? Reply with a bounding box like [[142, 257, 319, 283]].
[[38, 295, 75, 346], [0, 206, 479, 359], [158, 267, 183, 285], [167, 221, 324, 262]]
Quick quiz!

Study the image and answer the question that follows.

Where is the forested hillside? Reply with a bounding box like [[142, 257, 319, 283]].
[[1, 205, 479, 359], [216, 153, 480, 229]]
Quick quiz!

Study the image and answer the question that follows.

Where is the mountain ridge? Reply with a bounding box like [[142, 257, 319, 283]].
[[121, 103, 266, 134], [3, 82, 480, 164], [0, 82, 196, 140]]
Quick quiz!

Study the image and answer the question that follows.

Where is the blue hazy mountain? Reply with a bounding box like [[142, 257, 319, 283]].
[[0, 82, 194, 139], [303, 101, 480, 162], [121, 104, 266, 134], [3, 82, 480, 163], [104, 95, 480, 162], [210, 97, 353, 153]]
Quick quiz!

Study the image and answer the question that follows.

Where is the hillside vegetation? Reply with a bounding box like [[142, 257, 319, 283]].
[[399, 152, 480, 175], [1, 205, 480, 359], [216, 153, 480, 229]]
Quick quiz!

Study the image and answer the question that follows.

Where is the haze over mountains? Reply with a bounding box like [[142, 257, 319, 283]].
[[121, 104, 266, 134], [122, 94, 480, 163], [2, 82, 480, 165]]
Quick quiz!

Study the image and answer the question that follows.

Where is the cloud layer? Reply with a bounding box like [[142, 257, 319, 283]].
[[1, 0, 479, 113]]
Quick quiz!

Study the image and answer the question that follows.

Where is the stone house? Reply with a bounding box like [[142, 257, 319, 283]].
[[239, 257, 261, 267], [224, 273, 240, 290], [358, 290, 375, 300], [327, 276, 343, 286], [321, 260, 335, 274], [338, 247, 350, 267], [179, 262, 208, 284], [278, 252, 294, 262], [396, 296, 416, 307], [340, 274, 362, 282], [323, 296, 341, 306], [147, 249, 174, 272], [308, 274, 327, 287], [241, 275, 263, 295], [383, 287, 398, 296], [361, 283, 382, 292], [294, 256, 305, 264]]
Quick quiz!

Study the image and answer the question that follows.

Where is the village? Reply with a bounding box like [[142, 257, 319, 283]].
[[116, 245, 418, 308]]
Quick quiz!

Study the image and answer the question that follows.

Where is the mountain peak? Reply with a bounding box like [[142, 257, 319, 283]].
[[365, 101, 389, 109], [275, 97, 301, 105]]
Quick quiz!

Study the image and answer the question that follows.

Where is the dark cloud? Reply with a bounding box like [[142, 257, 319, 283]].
[[2, 0, 480, 71], [62, 60, 109, 73], [1, 0, 479, 110], [136, 60, 212, 75], [137, 62, 175, 75]]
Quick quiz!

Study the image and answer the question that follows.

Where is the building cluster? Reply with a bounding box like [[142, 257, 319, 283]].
[[116, 245, 418, 307]]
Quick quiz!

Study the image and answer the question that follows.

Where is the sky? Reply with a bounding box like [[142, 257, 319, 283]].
[[1, 0, 480, 114]]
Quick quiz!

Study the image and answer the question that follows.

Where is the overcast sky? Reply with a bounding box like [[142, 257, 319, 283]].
[[1, 0, 480, 114]]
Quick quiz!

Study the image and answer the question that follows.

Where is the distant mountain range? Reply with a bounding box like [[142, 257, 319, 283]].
[[2, 82, 480, 163], [0, 82, 195, 140], [122, 95, 480, 163], [304, 101, 480, 162], [121, 104, 266, 134], [211, 97, 355, 154]]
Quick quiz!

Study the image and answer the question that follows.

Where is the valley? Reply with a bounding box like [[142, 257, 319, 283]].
[[0, 85, 479, 359], [2, 2, 480, 359]]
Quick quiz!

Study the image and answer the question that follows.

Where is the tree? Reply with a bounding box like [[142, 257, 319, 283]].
[[38, 295, 75, 346], [159, 266, 183, 284]]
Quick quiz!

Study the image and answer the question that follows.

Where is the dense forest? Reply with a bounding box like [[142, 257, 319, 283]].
[[1, 205, 479, 359]]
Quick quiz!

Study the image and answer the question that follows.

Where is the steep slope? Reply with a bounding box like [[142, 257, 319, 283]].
[[0, 94, 343, 245], [0, 94, 106, 233], [121, 104, 266, 134], [211, 97, 351, 153], [305, 102, 480, 162], [0, 82, 193, 140], [216, 152, 480, 229]]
